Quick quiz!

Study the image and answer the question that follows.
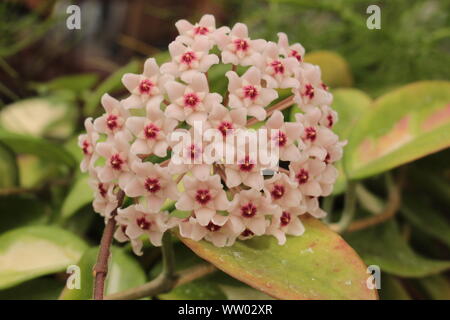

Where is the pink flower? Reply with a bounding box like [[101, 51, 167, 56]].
[[126, 104, 178, 157], [175, 175, 231, 226], [267, 207, 305, 245], [277, 32, 305, 63], [263, 172, 301, 208], [124, 160, 179, 210], [161, 36, 219, 82], [319, 105, 338, 129], [264, 110, 301, 161], [293, 63, 332, 109], [88, 170, 118, 219], [178, 217, 244, 247], [115, 204, 169, 255], [121, 58, 172, 110], [226, 67, 278, 120], [224, 149, 265, 190], [255, 42, 299, 89], [165, 72, 222, 125], [215, 23, 266, 66], [289, 156, 326, 197], [175, 14, 230, 45], [304, 196, 327, 218], [78, 118, 99, 173], [95, 131, 133, 189], [229, 189, 278, 236], [94, 94, 129, 136], [207, 103, 247, 137], [168, 127, 213, 181], [295, 108, 340, 161]]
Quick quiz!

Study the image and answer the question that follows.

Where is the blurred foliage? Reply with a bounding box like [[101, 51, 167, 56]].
[[0, 0, 449, 300]]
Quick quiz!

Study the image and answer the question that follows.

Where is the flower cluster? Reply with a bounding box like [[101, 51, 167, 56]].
[[78, 14, 345, 255]]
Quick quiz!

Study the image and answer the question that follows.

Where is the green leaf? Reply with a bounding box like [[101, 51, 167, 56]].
[[60, 175, 93, 221], [59, 247, 146, 300], [177, 215, 377, 300], [0, 129, 76, 167], [303, 51, 353, 88], [31, 74, 99, 94], [0, 97, 76, 139], [0, 142, 18, 188], [0, 277, 63, 300], [345, 219, 450, 278], [17, 155, 62, 188], [379, 274, 411, 300], [401, 197, 450, 247], [0, 195, 49, 233], [344, 81, 450, 179], [416, 275, 450, 300], [0, 226, 88, 289], [290, 88, 372, 194], [84, 60, 141, 116]]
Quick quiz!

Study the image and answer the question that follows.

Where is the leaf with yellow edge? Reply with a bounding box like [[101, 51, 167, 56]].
[[344, 81, 450, 179], [178, 215, 377, 300]]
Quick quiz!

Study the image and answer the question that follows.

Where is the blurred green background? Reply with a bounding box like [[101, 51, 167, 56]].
[[0, 0, 449, 300]]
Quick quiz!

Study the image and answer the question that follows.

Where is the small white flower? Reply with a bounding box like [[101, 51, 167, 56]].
[[175, 14, 230, 45], [78, 118, 99, 173], [94, 94, 129, 136]]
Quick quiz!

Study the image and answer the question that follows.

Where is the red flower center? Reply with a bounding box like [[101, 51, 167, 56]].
[[234, 38, 249, 52], [241, 228, 254, 237], [324, 153, 331, 164], [280, 211, 291, 226], [184, 93, 200, 108], [305, 127, 317, 141], [241, 202, 257, 218], [271, 184, 285, 200], [98, 183, 107, 198], [187, 144, 201, 160], [270, 60, 285, 74], [239, 156, 255, 172], [326, 114, 334, 128], [139, 79, 154, 95], [82, 140, 91, 155], [144, 123, 160, 139], [206, 221, 221, 232], [106, 114, 119, 131], [144, 178, 161, 193], [296, 168, 309, 184], [321, 82, 328, 91], [303, 83, 314, 99], [290, 49, 302, 62], [194, 26, 209, 35], [136, 217, 151, 230], [243, 85, 258, 100], [273, 131, 287, 147], [218, 121, 234, 136], [195, 189, 211, 205], [110, 154, 124, 170], [181, 51, 196, 65]]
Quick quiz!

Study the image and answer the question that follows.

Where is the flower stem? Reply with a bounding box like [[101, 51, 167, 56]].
[[246, 95, 295, 126], [329, 182, 357, 233], [92, 190, 125, 300]]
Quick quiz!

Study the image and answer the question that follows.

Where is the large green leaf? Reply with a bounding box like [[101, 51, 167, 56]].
[[344, 81, 450, 179], [345, 220, 450, 278], [178, 215, 377, 300], [416, 275, 450, 300], [0, 142, 18, 188], [379, 274, 411, 300], [17, 155, 62, 188], [31, 74, 99, 95], [304, 51, 353, 88], [290, 88, 372, 194], [60, 175, 93, 221], [0, 195, 49, 233], [0, 226, 88, 289], [0, 97, 76, 139], [0, 129, 76, 167], [59, 247, 146, 300]]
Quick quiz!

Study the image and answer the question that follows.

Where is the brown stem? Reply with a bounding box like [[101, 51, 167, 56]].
[[93, 190, 125, 300], [247, 95, 295, 126]]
